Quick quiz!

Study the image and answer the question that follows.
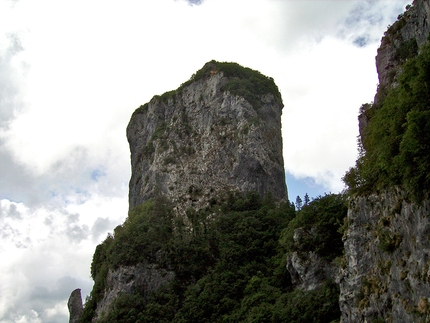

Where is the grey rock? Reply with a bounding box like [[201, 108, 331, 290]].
[[342, 3, 430, 321], [127, 61, 287, 213], [85, 61, 288, 322], [286, 251, 337, 291], [286, 227, 338, 291], [340, 189, 430, 322], [68, 288, 83, 323], [93, 262, 175, 322], [359, 0, 430, 142], [376, 0, 430, 93]]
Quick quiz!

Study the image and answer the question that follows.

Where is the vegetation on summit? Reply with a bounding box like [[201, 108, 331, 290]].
[[132, 60, 282, 118], [82, 191, 346, 323], [182, 60, 282, 105]]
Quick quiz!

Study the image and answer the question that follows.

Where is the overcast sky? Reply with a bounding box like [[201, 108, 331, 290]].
[[0, 0, 410, 322]]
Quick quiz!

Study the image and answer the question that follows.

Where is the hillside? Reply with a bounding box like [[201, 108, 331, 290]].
[[81, 192, 346, 322]]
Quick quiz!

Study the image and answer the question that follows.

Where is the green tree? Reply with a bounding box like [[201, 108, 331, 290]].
[[281, 194, 347, 260], [295, 195, 302, 210], [304, 193, 310, 205]]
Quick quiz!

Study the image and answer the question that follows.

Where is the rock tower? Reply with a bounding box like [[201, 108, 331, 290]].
[[127, 60, 287, 212]]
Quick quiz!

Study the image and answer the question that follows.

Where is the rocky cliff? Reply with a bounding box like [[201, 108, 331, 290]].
[[376, 0, 430, 91], [341, 1, 430, 322], [74, 61, 289, 322], [92, 262, 175, 321], [360, 0, 430, 137], [286, 247, 338, 292], [340, 190, 430, 322], [127, 60, 287, 212]]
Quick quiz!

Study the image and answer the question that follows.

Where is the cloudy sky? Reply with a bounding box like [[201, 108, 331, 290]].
[[0, 0, 410, 322]]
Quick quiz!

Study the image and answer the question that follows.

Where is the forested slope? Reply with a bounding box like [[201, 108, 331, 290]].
[[82, 192, 346, 323]]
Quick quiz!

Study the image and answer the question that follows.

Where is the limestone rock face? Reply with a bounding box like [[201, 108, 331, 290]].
[[286, 250, 337, 291], [93, 262, 175, 321], [376, 0, 430, 92], [127, 61, 287, 212], [340, 190, 430, 323], [68, 288, 83, 323], [360, 0, 430, 140], [285, 227, 338, 291], [341, 2, 430, 321]]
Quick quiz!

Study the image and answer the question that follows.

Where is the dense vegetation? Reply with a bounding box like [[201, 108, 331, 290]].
[[280, 194, 346, 261], [343, 42, 430, 200], [81, 191, 346, 323]]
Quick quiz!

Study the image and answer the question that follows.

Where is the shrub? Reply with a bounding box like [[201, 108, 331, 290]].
[[280, 194, 347, 260]]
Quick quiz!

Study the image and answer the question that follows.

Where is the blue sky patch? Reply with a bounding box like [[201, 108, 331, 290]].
[[286, 173, 332, 204], [91, 169, 106, 181]]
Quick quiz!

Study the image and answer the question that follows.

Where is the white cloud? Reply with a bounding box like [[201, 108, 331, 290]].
[[0, 0, 411, 321], [0, 196, 126, 322], [281, 36, 379, 191]]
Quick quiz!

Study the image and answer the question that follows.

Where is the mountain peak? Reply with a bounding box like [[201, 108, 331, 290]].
[[127, 61, 287, 213]]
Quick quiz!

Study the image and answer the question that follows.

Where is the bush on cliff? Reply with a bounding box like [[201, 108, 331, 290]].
[[280, 194, 347, 261]]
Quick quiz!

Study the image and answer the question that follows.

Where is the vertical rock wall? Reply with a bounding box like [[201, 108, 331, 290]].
[[340, 190, 430, 322], [360, 0, 430, 137], [376, 0, 430, 91], [93, 263, 175, 321], [342, 2, 430, 321], [127, 61, 287, 212]]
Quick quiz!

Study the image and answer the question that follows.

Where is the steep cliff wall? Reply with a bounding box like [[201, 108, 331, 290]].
[[341, 1, 430, 322], [340, 190, 430, 323], [127, 60, 287, 212], [93, 262, 175, 321], [76, 62, 288, 322], [376, 0, 430, 90], [360, 0, 430, 137]]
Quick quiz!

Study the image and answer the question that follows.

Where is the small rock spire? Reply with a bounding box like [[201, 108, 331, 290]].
[[68, 288, 83, 323]]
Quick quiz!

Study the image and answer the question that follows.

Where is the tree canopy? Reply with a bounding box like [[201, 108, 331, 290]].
[[81, 192, 345, 323]]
